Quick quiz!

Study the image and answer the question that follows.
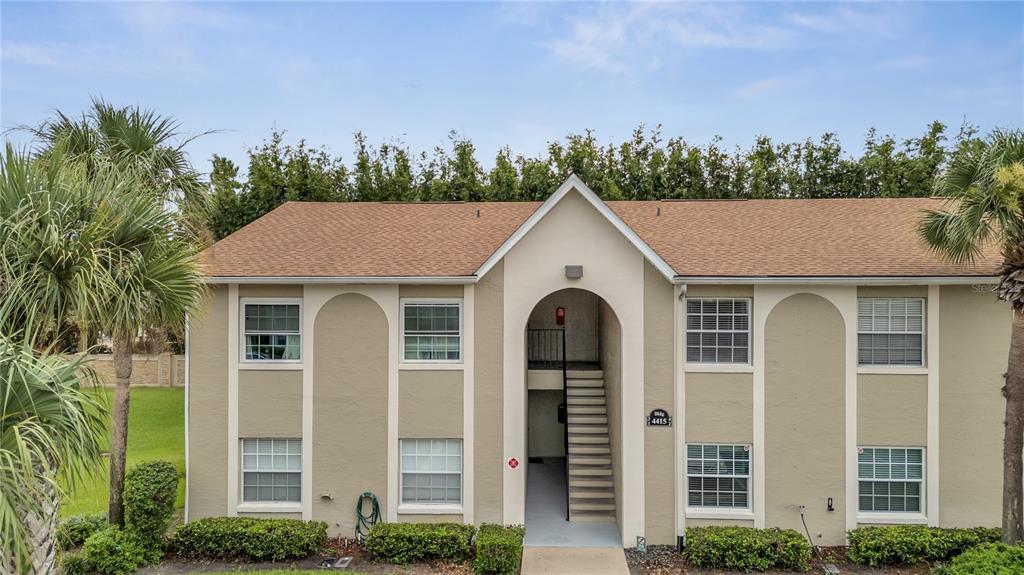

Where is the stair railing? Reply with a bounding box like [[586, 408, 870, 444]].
[[561, 326, 569, 520]]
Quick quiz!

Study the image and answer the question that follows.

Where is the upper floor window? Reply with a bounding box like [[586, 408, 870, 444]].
[[857, 298, 924, 366], [401, 300, 462, 362], [686, 298, 751, 364], [243, 300, 301, 362], [858, 446, 924, 513]]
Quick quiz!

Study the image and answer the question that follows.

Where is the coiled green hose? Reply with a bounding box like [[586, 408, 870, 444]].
[[355, 491, 381, 541]]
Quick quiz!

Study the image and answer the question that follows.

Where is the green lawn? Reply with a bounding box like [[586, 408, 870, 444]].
[[61, 387, 185, 517]]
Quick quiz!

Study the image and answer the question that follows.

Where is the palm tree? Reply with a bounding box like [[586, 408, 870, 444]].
[[0, 150, 109, 574], [919, 129, 1024, 543], [25, 102, 209, 526]]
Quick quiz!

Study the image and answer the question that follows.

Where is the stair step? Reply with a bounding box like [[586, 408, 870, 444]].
[[568, 435, 609, 444], [569, 511, 616, 523], [567, 405, 607, 415], [566, 388, 604, 397], [570, 501, 616, 512], [568, 415, 608, 425], [570, 489, 615, 500], [568, 466, 612, 476], [568, 445, 610, 455], [570, 478, 613, 489], [567, 397, 606, 405], [567, 425, 608, 434], [567, 370, 603, 379], [569, 456, 612, 465], [566, 379, 605, 388]]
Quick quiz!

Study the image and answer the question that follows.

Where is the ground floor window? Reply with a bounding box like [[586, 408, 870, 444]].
[[858, 446, 924, 513], [686, 443, 750, 509], [241, 438, 301, 503], [400, 439, 462, 505]]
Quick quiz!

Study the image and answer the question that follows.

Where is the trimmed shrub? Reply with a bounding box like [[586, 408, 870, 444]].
[[848, 526, 1002, 566], [932, 543, 1024, 575], [124, 460, 179, 547], [171, 517, 327, 561], [683, 526, 812, 572], [363, 522, 476, 564], [80, 527, 157, 575], [59, 551, 91, 575], [58, 514, 108, 550], [474, 524, 525, 574]]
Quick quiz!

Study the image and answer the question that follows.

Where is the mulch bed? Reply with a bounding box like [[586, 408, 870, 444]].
[[137, 537, 472, 574], [625, 545, 934, 575]]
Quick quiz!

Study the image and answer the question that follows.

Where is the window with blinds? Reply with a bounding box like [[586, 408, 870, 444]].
[[858, 298, 925, 366], [686, 298, 751, 364], [400, 439, 463, 505], [241, 438, 301, 502], [686, 443, 751, 509], [858, 447, 924, 513], [243, 301, 301, 361], [402, 301, 462, 362]]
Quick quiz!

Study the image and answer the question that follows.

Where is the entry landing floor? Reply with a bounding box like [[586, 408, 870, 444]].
[[524, 458, 621, 548]]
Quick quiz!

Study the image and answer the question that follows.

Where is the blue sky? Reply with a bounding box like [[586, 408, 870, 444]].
[[2, 1, 1022, 173]]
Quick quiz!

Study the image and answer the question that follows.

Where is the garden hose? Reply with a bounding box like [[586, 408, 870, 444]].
[[355, 491, 381, 541]]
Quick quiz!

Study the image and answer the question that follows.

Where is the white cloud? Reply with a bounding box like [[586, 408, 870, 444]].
[[732, 76, 785, 100], [109, 2, 241, 34], [786, 4, 912, 38], [1, 41, 60, 67]]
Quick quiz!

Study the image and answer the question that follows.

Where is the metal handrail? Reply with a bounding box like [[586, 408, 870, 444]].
[[561, 326, 568, 520]]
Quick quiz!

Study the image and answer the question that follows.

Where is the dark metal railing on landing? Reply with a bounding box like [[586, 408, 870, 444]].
[[527, 328, 570, 520]]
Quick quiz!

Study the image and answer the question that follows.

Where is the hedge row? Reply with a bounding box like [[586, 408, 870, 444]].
[[363, 522, 476, 564], [933, 543, 1024, 575], [171, 517, 327, 561], [474, 524, 526, 575], [683, 526, 812, 572], [848, 526, 1002, 566]]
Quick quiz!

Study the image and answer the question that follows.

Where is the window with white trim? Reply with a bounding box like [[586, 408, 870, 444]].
[[401, 301, 462, 362], [686, 298, 751, 364], [241, 438, 301, 502], [858, 447, 924, 513], [686, 443, 750, 509], [400, 439, 462, 505], [243, 301, 301, 361], [857, 298, 925, 366]]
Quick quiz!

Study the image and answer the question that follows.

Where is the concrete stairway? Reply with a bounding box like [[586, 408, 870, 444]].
[[565, 370, 616, 523]]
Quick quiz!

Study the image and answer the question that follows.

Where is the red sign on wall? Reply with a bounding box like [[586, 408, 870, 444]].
[[507, 457, 520, 470]]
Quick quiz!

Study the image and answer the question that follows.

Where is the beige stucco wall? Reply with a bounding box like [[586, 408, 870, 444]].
[[765, 293, 846, 545], [528, 288, 600, 363], [398, 370, 464, 438], [399, 284, 463, 299], [685, 373, 754, 443], [939, 285, 1010, 527], [600, 299, 624, 535], [644, 261, 676, 545], [857, 285, 928, 298], [475, 260, 504, 524], [528, 390, 564, 457], [187, 285, 229, 519], [312, 293, 389, 534], [686, 285, 754, 298], [857, 374, 927, 446], [238, 370, 302, 438], [239, 284, 302, 298]]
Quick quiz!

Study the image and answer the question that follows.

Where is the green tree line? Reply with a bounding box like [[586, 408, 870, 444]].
[[210, 121, 982, 240]]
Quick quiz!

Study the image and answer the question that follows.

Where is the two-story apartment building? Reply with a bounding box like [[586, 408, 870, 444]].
[[186, 175, 1009, 548]]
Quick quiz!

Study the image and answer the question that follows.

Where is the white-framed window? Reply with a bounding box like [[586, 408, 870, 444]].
[[242, 299, 302, 362], [685, 298, 751, 364], [241, 438, 301, 503], [686, 443, 751, 509], [400, 439, 462, 505], [857, 298, 925, 366], [858, 446, 924, 513], [401, 299, 462, 362]]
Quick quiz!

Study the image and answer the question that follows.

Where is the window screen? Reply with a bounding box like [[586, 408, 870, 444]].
[[686, 299, 751, 364], [858, 298, 924, 366]]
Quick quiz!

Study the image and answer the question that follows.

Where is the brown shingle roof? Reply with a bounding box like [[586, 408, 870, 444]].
[[202, 197, 1000, 279]]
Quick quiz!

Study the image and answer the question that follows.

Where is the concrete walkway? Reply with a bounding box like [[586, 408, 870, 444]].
[[523, 458, 621, 548], [521, 547, 630, 575]]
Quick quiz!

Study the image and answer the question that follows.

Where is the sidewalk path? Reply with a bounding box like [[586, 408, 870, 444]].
[[521, 547, 630, 575]]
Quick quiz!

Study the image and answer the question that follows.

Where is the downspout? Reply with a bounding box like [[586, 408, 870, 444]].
[[676, 283, 686, 553]]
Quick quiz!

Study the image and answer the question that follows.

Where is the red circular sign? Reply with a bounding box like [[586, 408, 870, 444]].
[[507, 457, 520, 470]]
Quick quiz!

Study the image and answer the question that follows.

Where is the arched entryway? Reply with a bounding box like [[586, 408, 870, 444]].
[[523, 288, 622, 547]]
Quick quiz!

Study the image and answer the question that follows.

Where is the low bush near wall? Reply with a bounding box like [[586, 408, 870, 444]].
[[473, 524, 525, 574], [932, 544, 1024, 575], [58, 514, 109, 550], [847, 526, 1002, 566], [683, 526, 812, 572], [124, 460, 179, 547], [363, 522, 476, 564], [79, 526, 159, 575], [171, 517, 327, 561]]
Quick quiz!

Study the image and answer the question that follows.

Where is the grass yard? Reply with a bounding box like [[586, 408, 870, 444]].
[[61, 387, 185, 517]]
